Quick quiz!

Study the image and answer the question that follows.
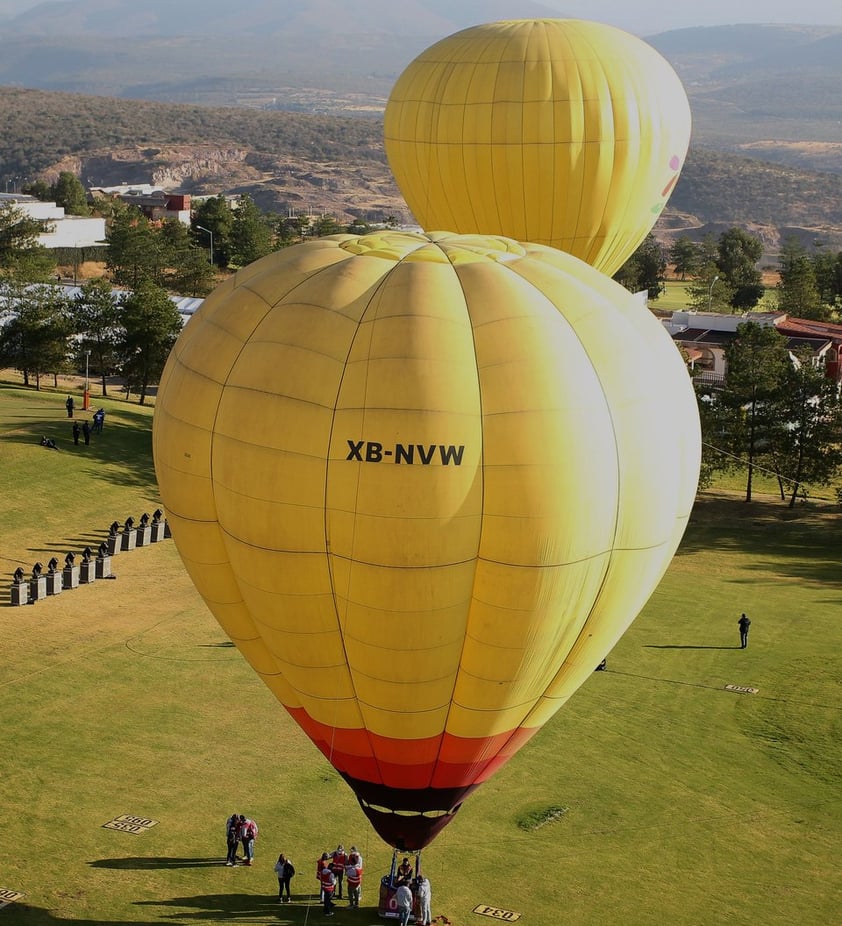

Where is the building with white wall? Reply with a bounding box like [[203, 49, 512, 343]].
[[0, 193, 106, 249]]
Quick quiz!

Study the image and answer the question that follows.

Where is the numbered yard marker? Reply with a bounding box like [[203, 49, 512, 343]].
[[473, 904, 522, 921], [725, 684, 759, 694], [103, 814, 159, 834]]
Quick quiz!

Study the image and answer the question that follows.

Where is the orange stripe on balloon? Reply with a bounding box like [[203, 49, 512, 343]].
[[287, 706, 539, 789]]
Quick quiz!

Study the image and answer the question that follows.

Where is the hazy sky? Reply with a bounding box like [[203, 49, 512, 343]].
[[541, 0, 842, 33], [1, 0, 842, 34]]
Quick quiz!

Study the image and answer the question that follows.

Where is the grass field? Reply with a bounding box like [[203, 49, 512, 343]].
[[1, 377, 841, 926], [654, 280, 780, 315]]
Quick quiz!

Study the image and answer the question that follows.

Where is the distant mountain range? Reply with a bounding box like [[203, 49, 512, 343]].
[[0, 6, 840, 175], [0, 0, 559, 34], [1, 3, 841, 259]]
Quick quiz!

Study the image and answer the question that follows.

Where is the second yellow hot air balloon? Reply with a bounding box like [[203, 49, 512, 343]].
[[384, 19, 691, 275]]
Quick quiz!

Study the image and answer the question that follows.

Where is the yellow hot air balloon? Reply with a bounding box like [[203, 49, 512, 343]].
[[384, 19, 691, 275], [153, 231, 700, 850]]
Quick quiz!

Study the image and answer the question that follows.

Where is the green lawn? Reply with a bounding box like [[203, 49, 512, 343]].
[[655, 280, 779, 314], [1, 377, 840, 925]]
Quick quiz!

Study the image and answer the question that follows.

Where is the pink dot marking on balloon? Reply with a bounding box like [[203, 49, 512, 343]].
[[669, 154, 681, 171]]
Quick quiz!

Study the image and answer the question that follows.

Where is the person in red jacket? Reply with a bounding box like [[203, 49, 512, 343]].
[[316, 852, 330, 901], [319, 865, 336, 915], [345, 851, 362, 908], [330, 845, 347, 900]]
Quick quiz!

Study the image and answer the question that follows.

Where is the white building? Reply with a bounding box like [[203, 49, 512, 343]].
[[0, 193, 106, 249]]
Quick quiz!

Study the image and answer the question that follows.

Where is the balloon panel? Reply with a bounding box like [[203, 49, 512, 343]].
[[153, 231, 700, 848], [384, 19, 691, 274]]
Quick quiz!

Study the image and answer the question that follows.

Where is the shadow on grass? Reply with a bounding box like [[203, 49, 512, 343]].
[[2, 912, 171, 926], [8, 419, 155, 492], [26, 534, 110, 558], [644, 644, 740, 650], [89, 857, 224, 869], [135, 892, 327, 920], [677, 494, 842, 587]]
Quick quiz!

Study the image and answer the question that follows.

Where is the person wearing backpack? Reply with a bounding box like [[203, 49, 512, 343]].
[[274, 853, 295, 901], [239, 814, 258, 865]]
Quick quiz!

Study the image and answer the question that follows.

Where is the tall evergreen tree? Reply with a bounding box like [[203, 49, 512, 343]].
[[0, 202, 55, 280], [117, 281, 182, 405], [720, 322, 790, 502], [613, 234, 666, 299], [72, 278, 121, 396], [769, 348, 842, 507], [669, 235, 699, 280], [717, 227, 764, 311], [106, 208, 161, 288], [158, 219, 215, 295], [0, 281, 72, 389], [228, 195, 273, 267], [776, 238, 827, 320], [192, 195, 234, 268], [51, 171, 91, 216]]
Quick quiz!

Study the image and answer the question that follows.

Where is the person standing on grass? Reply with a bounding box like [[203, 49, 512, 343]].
[[225, 813, 240, 866], [345, 850, 362, 907], [72, 421, 80, 445], [66, 395, 74, 417], [316, 851, 330, 901], [330, 844, 346, 900], [738, 613, 751, 649], [274, 853, 295, 901], [239, 814, 258, 865], [396, 881, 413, 926], [417, 875, 432, 925], [319, 864, 336, 915], [82, 419, 91, 445]]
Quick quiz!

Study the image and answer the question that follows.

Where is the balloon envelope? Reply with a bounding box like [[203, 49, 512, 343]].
[[153, 231, 700, 849], [384, 19, 691, 275]]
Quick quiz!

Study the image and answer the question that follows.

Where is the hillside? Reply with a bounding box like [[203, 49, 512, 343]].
[[0, 17, 840, 181], [2, 85, 841, 257]]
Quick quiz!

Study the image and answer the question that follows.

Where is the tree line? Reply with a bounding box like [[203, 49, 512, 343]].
[[1, 197, 182, 404], [697, 322, 842, 506], [616, 228, 842, 322], [0, 184, 385, 403], [616, 230, 842, 505]]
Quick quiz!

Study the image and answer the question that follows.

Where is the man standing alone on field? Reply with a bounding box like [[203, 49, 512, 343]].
[[738, 613, 751, 649]]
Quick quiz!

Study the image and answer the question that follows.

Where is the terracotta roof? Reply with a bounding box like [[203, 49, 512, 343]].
[[774, 316, 842, 340]]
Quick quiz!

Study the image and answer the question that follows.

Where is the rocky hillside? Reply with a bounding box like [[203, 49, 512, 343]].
[[4, 87, 841, 261]]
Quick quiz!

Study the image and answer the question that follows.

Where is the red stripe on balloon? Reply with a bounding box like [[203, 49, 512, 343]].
[[287, 706, 537, 789]]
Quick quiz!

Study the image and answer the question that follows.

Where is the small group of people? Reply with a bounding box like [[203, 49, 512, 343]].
[[225, 812, 259, 866], [395, 872, 432, 926], [316, 844, 364, 915], [65, 395, 104, 447], [71, 419, 91, 445]]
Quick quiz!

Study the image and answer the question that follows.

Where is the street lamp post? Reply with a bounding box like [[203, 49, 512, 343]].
[[708, 274, 719, 312], [196, 225, 214, 267], [83, 349, 91, 411]]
